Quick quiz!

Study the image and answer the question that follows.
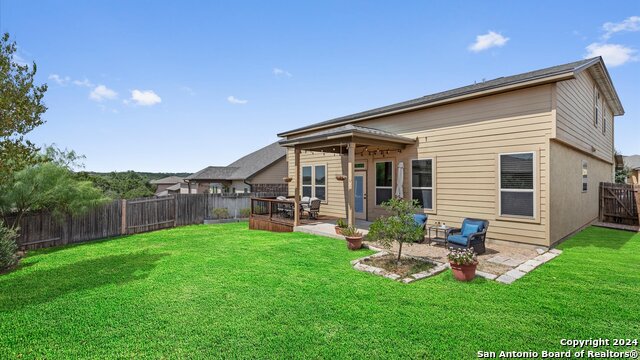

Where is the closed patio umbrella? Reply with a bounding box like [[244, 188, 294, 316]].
[[395, 161, 404, 198]]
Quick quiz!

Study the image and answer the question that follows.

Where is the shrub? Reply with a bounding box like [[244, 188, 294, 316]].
[[341, 225, 362, 237], [336, 218, 348, 228], [213, 208, 230, 219], [366, 198, 423, 263], [0, 221, 18, 270], [239, 208, 251, 218]]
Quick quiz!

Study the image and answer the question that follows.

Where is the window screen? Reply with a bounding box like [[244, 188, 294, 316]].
[[500, 153, 534, 217], [411, 159, 433, 209], [375, 161, 393, 205]]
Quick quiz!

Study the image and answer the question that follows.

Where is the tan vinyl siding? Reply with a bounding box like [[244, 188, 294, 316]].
[[288, 84, 553, 246], [287, 149, 346, 216], [549, 141, 613, 243], [249, 157, 287, 184], [555, 71, 614, 163]]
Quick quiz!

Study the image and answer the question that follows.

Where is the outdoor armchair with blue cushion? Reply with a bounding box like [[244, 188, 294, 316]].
[[413, 214, 428, 230], [446, 218, 489, 254], [413, 214, 428, 242]]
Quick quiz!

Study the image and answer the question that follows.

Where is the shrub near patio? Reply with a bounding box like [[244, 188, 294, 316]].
[[0, 223, 638, 358]]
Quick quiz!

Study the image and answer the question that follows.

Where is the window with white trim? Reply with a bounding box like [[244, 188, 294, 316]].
[[582, 160, 588, 192], [411, 159, 433, 209], [375, 161, 393, 205], [499, 152, 535, 218], [301, 165, 326, 200], [314, 165, 326, 200], [594, 87, 601, 128], [602, 108, 607, 135], [302, 166, 312, 197]]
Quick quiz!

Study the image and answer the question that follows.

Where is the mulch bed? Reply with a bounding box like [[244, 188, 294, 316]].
[[362, 254, 435, 278]]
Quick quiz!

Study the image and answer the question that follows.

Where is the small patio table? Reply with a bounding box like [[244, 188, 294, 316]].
[[427, 225, 451, 246]]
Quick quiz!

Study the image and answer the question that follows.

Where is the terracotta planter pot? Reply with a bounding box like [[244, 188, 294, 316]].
[[345, 236, 363, 250], [450, 262, 478, 281], [335, 226, 344, 235]]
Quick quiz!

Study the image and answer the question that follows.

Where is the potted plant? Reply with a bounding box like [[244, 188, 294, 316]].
[[335, 218, 348, 234], [447, 248, 478, 281], [335, 174, 347, 181], [283, 176, 293, 183], [342, 226, 363, 250]]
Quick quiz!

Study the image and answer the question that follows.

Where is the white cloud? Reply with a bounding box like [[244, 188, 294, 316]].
[[602, 16, 640, 39], [469, 31, 509, 52], [48, 74, 70, 85], [585, 43, 637, 67], [130, 89, 162, 106], [227, 95, 248, 104], [89, 85, 118, 101], [273, 68, 292, 77], [73, 78, 94, 87]]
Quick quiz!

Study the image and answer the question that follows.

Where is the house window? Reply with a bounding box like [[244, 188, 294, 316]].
[[302, 166, 312, 197], [244, 188, 248, 194], [301, 165, 326, 200], [602, 108, 607, 135], [355, 162, 366, 170], [582, 160, 588, 192], [499, 152, 534, 218], [314, 165, 326, 200], [375, 161, 393, 206], [594, 87, 601, 128], [411, 159, 433, 209]]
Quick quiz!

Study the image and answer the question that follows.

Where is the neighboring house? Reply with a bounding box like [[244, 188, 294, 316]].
[[186, 142, 288, 195], [278, 57, 624, 247], [623, 155, 640, 184], [150, 176, 191, 196]]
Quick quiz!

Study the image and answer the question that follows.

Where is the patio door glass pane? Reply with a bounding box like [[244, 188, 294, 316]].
[[354, 175, 364, 213]]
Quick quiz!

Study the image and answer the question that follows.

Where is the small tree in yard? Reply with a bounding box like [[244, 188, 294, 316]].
[[0, 163, 109, 230], [0, 221, 18, 271], [367, 198, 424, 263]]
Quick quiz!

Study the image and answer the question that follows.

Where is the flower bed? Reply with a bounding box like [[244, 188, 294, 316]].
[[351, 250, 448, 283]]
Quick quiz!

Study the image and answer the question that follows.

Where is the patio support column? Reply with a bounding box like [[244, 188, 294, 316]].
[[347, 142, 356, 227], [294, 147, 301, 227]]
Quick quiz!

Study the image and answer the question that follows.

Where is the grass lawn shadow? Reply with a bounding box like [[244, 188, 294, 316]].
[[0, 252, 168, 312]]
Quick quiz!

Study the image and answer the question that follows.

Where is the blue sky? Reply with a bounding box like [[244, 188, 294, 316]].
[[2, 1, 638, 172]]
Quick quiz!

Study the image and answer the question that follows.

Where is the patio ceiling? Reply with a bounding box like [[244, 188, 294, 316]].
[[278, 124, 416, 154]]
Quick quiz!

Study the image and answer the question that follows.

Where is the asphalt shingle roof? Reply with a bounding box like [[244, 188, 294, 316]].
[[278, 58, 601, 136], [279, 124, 416, 146], [186, 142, 286, 181], [149, 176, 185, 184], [623, 155, 640, 170]]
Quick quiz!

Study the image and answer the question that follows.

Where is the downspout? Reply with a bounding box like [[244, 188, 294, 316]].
[[243, 179, 253, 193]]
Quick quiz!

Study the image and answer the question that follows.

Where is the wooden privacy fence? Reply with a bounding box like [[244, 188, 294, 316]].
[[599, 182, 640, 226], [5, 194, 253, 250]]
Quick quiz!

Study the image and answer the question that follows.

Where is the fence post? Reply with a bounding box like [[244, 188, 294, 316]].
[[174, 195, 178, 227], [598, 182, 603, 222], [120, 199, 127, 235], [635, 185, 640, 226]]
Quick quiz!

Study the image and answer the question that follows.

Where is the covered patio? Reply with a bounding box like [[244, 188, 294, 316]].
[[278, 124, 417, 228]]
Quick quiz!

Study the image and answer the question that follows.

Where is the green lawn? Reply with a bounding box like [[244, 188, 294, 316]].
[[1, 224, 638, 359]]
